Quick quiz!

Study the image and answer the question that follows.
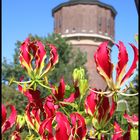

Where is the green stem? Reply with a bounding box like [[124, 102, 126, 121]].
[[97, 133, 101, 140], [12, 80, 31, 84]]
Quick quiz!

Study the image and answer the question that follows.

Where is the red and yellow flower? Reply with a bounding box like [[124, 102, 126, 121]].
[[94, 41, 138, 96], [85, 89, 116, 130], [2, 104, 17, 134]]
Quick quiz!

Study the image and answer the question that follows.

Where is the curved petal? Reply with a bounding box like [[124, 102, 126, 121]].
[[25, 103, 41, 132], [112, 122, 123, 140], [19, 38, 32, 76], [2, 104, 7, 126], [40, 44, 59, 78], [2, 105, 17, 134], [70, 113, 87, 140], [121, 43, 138, 85], [32, 41, 46, 75], [64, 93, 77, 103], [94, 41, 114, 89], [11, 131, 21, 140], [115, 41, 128, 88], [34, 41, 46, 68], [108, 98, 116, 119], [55, 112, 71, 140], [39, 117, 54, 140], [24, 89, 44, 111], [44, 96, 56, 118], [57, 78, 65, 100], [123, 113, 138, 126], [49, 44, 59, 66], [98, 95, 110, 123], [85, 90, 97, 116]]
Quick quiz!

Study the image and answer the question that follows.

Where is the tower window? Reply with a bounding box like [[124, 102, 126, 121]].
[[59, 17, 61, 28], [98, 16, 102, 32], [106, 18, 110, 35], [72, 28, 76, 32]]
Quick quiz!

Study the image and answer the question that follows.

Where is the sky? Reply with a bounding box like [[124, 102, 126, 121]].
[[2, 0, 138, 84]]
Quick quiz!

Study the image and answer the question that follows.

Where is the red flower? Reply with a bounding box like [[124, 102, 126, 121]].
[[19, 38, 58, 79], [51, 77, 80, 104], [70, 112, 87, 140], [112, 122, 124, 140], [112, 121, 131, 140], [25, 103, 41, 133], [2, 104, 17, 134], [94, 41, 138, 91], [11, 131, 21, 140], [123, 113, 138, 126], [39, 112, 71, 140], [85, 89, 116, 129]]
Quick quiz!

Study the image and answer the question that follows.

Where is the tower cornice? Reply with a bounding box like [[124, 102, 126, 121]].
[[52, 0, 117, 17]]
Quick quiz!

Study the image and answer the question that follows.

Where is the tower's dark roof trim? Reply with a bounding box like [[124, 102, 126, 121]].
[[52, 0, 117, 17]]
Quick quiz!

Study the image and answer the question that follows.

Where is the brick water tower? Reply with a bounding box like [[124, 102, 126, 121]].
[[52, 0, 117, 89]]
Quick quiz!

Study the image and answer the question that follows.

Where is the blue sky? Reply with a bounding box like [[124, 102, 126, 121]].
[[2, 0, 138, 84]]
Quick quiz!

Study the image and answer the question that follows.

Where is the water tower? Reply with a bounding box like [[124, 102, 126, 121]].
[[52, 0, 117, 89]]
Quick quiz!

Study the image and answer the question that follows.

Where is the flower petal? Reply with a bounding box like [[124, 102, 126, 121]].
[[19, 38, 32, 76], [2, 105, 17, 134], [11, 131, 21, 140], [25, 103, 41, 132], [24, 89, 44, 111], [85, 90, 97, 116], [112, 122, 123, 140], [115, 41, 128, 88], [2, 104, 7, 126], [39, 117, 54, 140], [55, 112, 71, 140], [94, 41, 114, 89], [123, 113, 138, 126], [70, 113, 87, 140], [56, 78, 65, 100], [40, 44, 59, 78], [49, 44, 59, 66], [44, 96, 56, 118], [121, 43, 138, 85], [31, 41, 46, 75]]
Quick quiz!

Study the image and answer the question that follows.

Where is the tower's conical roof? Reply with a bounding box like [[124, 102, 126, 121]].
[[52, 0, 117, 16]]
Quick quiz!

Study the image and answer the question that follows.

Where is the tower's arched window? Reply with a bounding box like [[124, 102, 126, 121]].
[[59, 16, 62, 28], [106, 18, 110, 35], [98, 15, 102, 32]]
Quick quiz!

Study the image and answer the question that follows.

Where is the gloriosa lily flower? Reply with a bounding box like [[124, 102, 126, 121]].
[[85, 89, 116, 130], [51, 78, 80, 104], [123, 113, 138, 127], [94, 41, 138, 96], [11, 131, 21, 140], [70, 112, 87, 140], [2, 104, 17, 134], [112, 121, 131, 140], [17, 38, 58, 90]]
